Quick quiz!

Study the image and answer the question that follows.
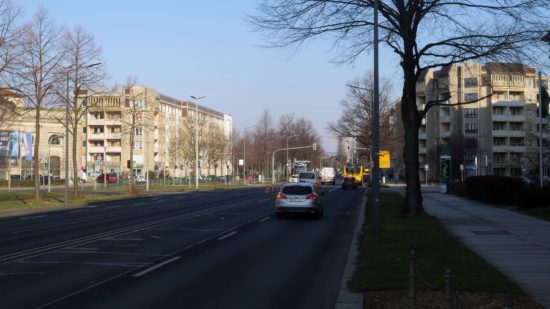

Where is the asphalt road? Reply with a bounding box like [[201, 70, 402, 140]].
[[0, 186, 364, 308]]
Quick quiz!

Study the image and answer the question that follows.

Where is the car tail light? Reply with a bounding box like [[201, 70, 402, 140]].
[[306, 194, 318, 200], [276, 193, 287, 200]]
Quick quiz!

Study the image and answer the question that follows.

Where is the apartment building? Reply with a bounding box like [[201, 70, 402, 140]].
[[0, 86, 232, 181], [417, 62, 548, 181]]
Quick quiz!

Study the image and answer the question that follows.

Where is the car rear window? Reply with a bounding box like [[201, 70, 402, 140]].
[[282, 186, 313, 195], [298, 173, 315, 179]]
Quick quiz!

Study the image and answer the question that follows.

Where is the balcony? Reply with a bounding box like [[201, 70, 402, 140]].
[[106, 146, 122, 153], [492, 145, 526, 153], [492, 130, 525, 138], [88, 146, 105, 153], [492, 114, 526, 122], [492, 100, 525, 107], [88, 118, 105, 125], [105, 133, 122, 139], [440, 131, 451, 138], [439, 115, 450, 123], [419, 147, 427, 154], [104, 119, 120, 126], [88, 133, 105, 140]]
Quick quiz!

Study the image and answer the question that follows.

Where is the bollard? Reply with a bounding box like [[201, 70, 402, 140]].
[[408, 250, 416, 309], [444, 268, 452, 309]]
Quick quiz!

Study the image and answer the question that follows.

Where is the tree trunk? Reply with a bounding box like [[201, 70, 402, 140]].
[[34, 107, 41, 202], [401, 56, 424, 215], [72, 109, 79, 199]]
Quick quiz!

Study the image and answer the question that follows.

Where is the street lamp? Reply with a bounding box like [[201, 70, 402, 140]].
[[243, 125, 257, 183], [191, 95, 205, 191], [286, 135, 298, 177], [65, 62, 101, 204]]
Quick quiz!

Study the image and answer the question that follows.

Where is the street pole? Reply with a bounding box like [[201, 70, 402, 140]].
[[371, 0, 381, 237], [65, 71, 69, 205], [539, 71, 544, 188], [103, 146, 106, 188], [191, 96, 205, 191], [48, 144, 51, 193], [286, 135, 298, 178]]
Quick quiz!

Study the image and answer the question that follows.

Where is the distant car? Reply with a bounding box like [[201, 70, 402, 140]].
[[320, 167, 336, 185], [298, 172, 319, 186], [288, 174, 299, 183], [96, 173, 118, 183], [275, 182, 324, 218], [341, 177, 358, 190], [135, 175, 146, 183]]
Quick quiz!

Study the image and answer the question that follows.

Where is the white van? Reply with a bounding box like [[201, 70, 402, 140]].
[[320, 167, 335, 185]]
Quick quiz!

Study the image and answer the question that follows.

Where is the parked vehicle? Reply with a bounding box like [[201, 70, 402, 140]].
[[320, 167, 335, 185], [135, 175, 146, 183], [96, 173, 118, 183], [275, 182, 324, 218]]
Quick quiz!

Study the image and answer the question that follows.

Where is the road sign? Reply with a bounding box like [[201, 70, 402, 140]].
[[379, 151, 391, 169]]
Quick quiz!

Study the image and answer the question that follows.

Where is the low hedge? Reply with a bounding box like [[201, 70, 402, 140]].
[[464, 175, 550, 208]]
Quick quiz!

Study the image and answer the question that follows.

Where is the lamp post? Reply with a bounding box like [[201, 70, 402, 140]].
[[65, 62, 101, 204], [191, 96, 205, 191], [286, 135, 298, 177], [243, 125, 257, 183]]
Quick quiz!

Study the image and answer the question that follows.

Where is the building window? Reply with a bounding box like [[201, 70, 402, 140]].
[[83, 127, 87, 133], [465, 122, 478, 133], [133, 141, 142, 149], [464, 108, 478, 118], [464, 78, 478, 87], [464, 93, 478, 102], [82, 141, 87, 147], [135, 127, 143, 136]]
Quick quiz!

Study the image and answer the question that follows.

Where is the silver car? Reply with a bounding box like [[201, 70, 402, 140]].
[[275, 182, 324, 218], [298, 171, 319, 186]]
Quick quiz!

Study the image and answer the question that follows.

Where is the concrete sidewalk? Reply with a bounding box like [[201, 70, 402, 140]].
[[394, 186, 550, 307]]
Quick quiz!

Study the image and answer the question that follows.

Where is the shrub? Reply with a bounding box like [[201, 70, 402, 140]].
[[465, 175, 550, 208], [465, 175, 524, 205]]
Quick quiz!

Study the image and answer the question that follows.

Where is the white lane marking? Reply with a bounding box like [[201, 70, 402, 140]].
[[69, 209, 89, 214], [20, 215, 48, 220], [133, 256, 181, 277], [102, 237, 144, 241], [218, 231, 237, 240], [0, 272, 45, 276], [259, 217, 270, 223], [134, 202, 146, 206], [328, 187, 339, 193], [150, 235, 162, 239], [104, 206, 120, 209], [65, 247, 98, 251]]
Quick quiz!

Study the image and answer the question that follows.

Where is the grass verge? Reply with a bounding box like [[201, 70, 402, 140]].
[[349, 191, 524, 294], [521, 206, 550, 222]]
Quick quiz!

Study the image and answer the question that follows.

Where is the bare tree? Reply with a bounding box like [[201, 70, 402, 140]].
[[251, 0, 550, 214], [180, 105, 207, 180], [120, 80, 152, 194], [253, 110, 276, 177], [204, 125, 227, 178], [329, 72, 395, 159], [56, 25, 105, 199], [0, 0, 21, 83], [6, 7, 64, 202]]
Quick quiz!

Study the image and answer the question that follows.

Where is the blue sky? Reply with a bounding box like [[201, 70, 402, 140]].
[[18, 0, 401, 152]]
